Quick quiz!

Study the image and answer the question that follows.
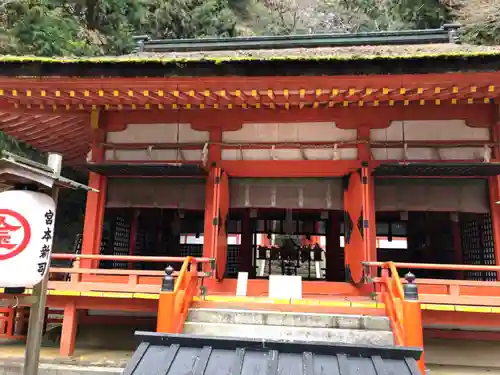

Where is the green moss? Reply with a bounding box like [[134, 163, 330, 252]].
[[1, 49, 500, 65]]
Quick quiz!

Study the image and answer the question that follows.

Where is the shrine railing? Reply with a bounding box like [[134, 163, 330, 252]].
[[363, 261, 425, 374], [47, 254, 214, 295], [157, 256, 200, 333], [363, 261, 500, 306]]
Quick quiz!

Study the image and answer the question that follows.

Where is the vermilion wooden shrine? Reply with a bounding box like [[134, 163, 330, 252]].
[[3, 28, 500, 362]]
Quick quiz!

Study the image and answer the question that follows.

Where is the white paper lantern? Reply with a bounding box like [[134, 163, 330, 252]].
[[0, 190, 56, 287]]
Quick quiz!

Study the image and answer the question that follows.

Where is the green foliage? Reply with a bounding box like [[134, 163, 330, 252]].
[[146, 0, 239, 39], [0, 0, 242, 56], [1, 0, 494, 59], [0, 0, 98, 56]]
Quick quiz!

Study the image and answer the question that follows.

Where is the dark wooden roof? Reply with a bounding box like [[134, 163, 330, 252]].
[[123, 332, 423, 375], [2, 43, 500, 77]]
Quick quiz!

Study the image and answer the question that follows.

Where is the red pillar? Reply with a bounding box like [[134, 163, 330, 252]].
[[81, 173, 107, 269], [364, 167, 377, 273], [203, 171, 215, 259], [202, 129, 222, 259], [358, 126, 377, 277], [60, 302, 78, 356], [215, 170, 229, 280], [81, 119, 106, 269], [343, 171, 365, 283]]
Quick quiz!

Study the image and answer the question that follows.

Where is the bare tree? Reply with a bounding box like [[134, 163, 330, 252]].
[[449, 0, 500, 44]]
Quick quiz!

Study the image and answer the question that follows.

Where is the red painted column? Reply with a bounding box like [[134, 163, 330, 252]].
[[358, 126, 377, 278], [364, 167, 377, 272], [81, 124, 106, 269], [202, 128, 222, 259], [203, 171, 215, 259], [59, 302, 78, 356], [344, 169, 365, 283], [215, 170, 229, 280]]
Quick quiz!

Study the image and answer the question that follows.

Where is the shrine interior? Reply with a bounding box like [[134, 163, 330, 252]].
[[91, 176, 495, 282]]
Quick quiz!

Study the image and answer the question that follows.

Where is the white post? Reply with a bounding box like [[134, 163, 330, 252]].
[[23, 152, 62, 375]]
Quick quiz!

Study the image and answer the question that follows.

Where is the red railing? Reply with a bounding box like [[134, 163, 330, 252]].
[[363, 261, 425, 374], [364, 261, 500, 306], [378, 262, 406, 345], [157, 256, 203, 333], [1, 254, 214, 340], [48, 254, 213, 294]]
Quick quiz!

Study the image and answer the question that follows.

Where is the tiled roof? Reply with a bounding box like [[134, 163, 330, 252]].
[[123, 332, 423, 375]]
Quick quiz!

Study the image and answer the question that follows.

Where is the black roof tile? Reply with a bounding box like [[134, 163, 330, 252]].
[[123, 332, 423, 375]]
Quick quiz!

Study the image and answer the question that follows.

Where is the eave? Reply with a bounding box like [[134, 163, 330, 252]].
[[0, 71, 499, 165]]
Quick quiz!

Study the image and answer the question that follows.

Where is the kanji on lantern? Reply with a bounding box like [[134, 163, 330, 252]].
[[40, 244, 50, 258], [41, 228, 52, 241], [37, 262, 47, 276], [44, 210, 54, 225]]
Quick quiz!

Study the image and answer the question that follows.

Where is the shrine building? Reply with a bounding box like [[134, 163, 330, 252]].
[[3, 26, 500, 361]]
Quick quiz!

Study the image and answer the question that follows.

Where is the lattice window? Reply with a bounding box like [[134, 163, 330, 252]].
[[226, 245, 240, 277], [461, 213, 497, 281], [112, 216, 130, 269], [480, 214, 496, 280], [133, 228, 146, 270], [178, 244, 203, 257]]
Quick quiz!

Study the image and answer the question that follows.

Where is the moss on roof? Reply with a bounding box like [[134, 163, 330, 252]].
[[1, 43, 500, 64]]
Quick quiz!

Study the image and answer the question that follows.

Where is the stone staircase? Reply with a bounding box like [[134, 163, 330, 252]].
[[183, 307, 394, 346]]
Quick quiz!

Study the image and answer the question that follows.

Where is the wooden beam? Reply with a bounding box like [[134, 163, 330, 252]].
[[219, 160, 360, 177]]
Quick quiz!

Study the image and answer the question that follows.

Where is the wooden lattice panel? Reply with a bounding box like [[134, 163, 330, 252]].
[[178, 244, 203, 258], [226, 245, 240, 277], [98, 223, 112, 269], [112, 216, 131, 269], [133, 227, 146, 270], [461, 213, 497, 281], [480, 215, 496, 280]]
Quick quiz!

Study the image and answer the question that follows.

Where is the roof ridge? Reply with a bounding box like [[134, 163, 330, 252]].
[[134, 25, 461, 53]]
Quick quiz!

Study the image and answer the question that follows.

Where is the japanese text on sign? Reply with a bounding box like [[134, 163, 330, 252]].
[[38, 210, 54, 276]]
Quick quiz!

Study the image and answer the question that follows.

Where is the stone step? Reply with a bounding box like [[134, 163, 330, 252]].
[[182, 321, 394, 346], [186, 308, 391, 331]]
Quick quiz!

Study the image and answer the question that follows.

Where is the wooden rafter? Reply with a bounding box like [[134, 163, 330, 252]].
[[0, 72, 497, 164], [0, 73, 498, 112], [0, 111, 90, 163]]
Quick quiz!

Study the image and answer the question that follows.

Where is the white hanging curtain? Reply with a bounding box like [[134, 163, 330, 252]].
[[229, 178, 344, 209], [375, 178, 489, 213], [106, 178, 206, 210]]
